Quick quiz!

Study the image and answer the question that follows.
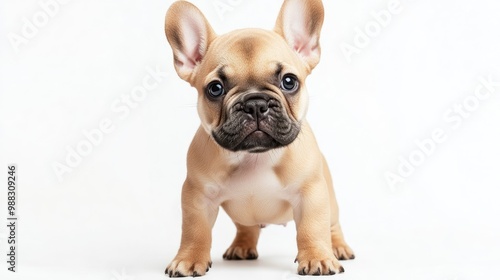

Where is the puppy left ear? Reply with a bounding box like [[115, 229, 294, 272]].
[[165, 1, 216, 84], [274, 0, 324, 71]]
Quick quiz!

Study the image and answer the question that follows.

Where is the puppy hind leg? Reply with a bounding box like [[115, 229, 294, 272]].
[[223, 222, 261, 260]]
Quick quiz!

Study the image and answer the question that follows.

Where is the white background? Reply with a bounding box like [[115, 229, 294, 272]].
[[1, 0, 500, 279]]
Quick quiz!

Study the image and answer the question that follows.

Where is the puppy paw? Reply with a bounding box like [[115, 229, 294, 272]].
[[223, 245, 258, 260], [165, 255, 212, 278], [295, 249, 344, 276], [332, 240, 355, 260]]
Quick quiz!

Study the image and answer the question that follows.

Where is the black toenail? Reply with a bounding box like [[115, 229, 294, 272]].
[[313, 268, 321, 275]]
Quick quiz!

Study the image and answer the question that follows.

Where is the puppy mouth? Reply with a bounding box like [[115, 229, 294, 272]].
[[214, 125, 297, 153], [233, 130, 280, 153], [212, 95, 300, 153]]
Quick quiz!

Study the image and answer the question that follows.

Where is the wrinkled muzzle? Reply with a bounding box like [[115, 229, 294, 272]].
[[212, 93, 301, 153]]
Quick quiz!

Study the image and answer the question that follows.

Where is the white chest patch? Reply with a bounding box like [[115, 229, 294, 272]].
[[208, 151, 297, 226]]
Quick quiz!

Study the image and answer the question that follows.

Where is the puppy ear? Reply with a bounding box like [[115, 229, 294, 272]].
[[165, 1, 216, 83], [274, 0, 324, 71]]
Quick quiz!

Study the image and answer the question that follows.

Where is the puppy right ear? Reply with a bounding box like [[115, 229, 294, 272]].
[[274, 0, 324, 71], [165, 1, 216, 84]]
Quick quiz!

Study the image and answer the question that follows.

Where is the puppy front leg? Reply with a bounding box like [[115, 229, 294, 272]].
[[294, 180, 344, 276], [166, 179, 219, 277]]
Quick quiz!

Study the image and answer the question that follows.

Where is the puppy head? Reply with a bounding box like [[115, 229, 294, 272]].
[[165, 0, 324, 153]]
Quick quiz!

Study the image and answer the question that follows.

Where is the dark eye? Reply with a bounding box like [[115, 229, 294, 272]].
[[280, 74, 298, 92], [207, 81, 225, 98]]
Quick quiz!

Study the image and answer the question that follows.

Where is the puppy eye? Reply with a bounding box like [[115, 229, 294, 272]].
[[280, 74, 298, 92], [206, 81, 225, 98]]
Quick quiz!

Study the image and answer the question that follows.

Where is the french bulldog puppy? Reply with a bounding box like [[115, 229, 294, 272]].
[[164, 0, 354, 277]]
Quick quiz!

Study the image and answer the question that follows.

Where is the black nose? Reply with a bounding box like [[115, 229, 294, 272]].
[[244, 98, 269, 120]]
